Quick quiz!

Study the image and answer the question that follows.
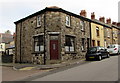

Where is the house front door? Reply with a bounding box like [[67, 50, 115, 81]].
[[50, 40, 59, 60]]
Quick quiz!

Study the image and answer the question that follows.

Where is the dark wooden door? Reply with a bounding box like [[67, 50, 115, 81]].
[[50, 40, 59, 60]]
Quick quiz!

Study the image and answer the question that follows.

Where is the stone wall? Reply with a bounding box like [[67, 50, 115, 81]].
[[15, 10, 90, 64]]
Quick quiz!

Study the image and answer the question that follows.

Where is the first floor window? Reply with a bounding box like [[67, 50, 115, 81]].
[[34, 35, 44, 52], [66, 16, 70, 27], [37, 15, 41, 27], [65, 36, 75, 52]]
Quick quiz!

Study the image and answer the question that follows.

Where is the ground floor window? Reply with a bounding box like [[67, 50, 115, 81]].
[[81, 38, 85, 51], [92, 40, 95, 47], [34, 35, 44, 52], [65, 36, 75, 52]]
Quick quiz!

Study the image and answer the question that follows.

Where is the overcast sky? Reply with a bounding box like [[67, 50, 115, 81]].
[[0, 0, 119, 34]]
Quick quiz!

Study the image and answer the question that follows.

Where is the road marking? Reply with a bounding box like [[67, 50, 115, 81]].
[[19, 67, 34, 70]]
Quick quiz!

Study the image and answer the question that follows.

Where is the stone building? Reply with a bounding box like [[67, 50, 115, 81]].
[[112, 22, 120, 44], [14, 6, 91, 64]]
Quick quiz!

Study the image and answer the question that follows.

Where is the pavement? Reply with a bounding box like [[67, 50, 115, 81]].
[[0, 58, 86, 71]]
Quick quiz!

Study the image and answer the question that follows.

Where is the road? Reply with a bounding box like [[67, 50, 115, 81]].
[[32, 56, 118, 81]]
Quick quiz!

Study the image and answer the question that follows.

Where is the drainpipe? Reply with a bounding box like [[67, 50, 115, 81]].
[[20, 22, 22, 63], [89, 22, 92, 47], [44, 12, 46, 65]]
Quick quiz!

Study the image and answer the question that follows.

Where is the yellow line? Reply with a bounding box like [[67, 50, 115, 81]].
[[19, 67, 34, 70]]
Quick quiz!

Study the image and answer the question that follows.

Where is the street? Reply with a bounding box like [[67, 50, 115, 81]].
[[31, 55, 118, 81]]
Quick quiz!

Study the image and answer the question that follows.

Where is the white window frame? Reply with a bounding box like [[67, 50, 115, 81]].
[[80, 20, 85, 31], [66, 16, 70, 27], [37, 15, 41, 27]]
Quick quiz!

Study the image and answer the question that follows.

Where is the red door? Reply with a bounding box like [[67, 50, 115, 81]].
[[50, 40, 59, 60]]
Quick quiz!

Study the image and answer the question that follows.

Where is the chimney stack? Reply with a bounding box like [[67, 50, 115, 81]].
[[106, 18, 111, 24], [91, 12, 95, 19], [80, 10, 87, 17], [117, 22, 120, 27], [99, 17, 105, 23], [112, 22, 117, 26]]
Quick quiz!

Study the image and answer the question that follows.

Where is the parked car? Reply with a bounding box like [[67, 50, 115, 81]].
[[85, 46, 110, 61], [107, 44, 120, 55]]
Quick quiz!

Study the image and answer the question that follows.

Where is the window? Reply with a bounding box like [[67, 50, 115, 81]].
[[107, 29, 110, 38], [80, 20, 85, 31], [66, 16, 70, 27], [34, 35, 44, 52], [97, 41, 100, 46], [0, 45, 2, 49], [96, 27, 99, 36], [81, 38, 85, 51], [92, 40, 95, 47], [37, 15, 41, 27], [65, 36, 75, 52]]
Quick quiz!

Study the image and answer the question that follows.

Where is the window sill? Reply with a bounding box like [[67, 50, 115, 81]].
[[82, 50, 86, 52], [35, 26, 41, 29], [66, 25, 71, 28], [81, 30, 85, 32], [32, 51, 44, 54], [65, 52, 77, 54]]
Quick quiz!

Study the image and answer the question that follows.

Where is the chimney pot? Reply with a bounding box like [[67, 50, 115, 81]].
[[106, 18, 111, 24], [99, 17, 105, 23], [80, 10, 87, 17], [117, 22, 120, 27], [91, 12, 95, 19]]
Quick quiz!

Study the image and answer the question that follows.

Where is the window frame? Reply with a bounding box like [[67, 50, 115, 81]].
[[81, 38, 85, 51], [66, 15, 71, 27], [96, 26, 100, 37], [37, 15, 41, 27], [80, 20, 85, 31], [65, 36, 75, 52], [34, 35, 44, 52]]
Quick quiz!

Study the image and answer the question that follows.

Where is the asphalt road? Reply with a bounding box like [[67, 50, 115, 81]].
[[32, 55, 118, 81]]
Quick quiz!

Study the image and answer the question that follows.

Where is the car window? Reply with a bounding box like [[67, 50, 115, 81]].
[[107, 45, 115, 48], [88, 47, 97, 52]]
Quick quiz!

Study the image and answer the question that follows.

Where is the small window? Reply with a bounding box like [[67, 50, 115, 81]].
[[65, 36, 75, 52], [96, 27, 99, 36], [81, 38, 85, 50], [66, 16, 70, 27], [0, 45, 3, 49], [34, 35, 44, 52], [107, 29, 110, 38], [37, 16, 41, 27], [97, 41, 100, 46], [80, 20, 85, 31]]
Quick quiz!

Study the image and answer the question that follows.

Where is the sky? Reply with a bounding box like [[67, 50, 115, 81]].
[[0, 0, 119, 34]]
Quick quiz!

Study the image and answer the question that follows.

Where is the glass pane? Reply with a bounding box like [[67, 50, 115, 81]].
[[35, 42, 39, 51], [70, 47, 74, 51], [65, 46, 69, 52], [40, 45, 44, 51]]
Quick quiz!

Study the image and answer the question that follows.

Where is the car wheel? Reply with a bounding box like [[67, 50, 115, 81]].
[[117, 51, 120, 55], [98, 56, 102, 61], [107, 54, 110, 58]]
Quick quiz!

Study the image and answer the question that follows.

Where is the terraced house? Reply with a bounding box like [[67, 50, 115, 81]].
[[14, 6, 91, 64], [14, 6, 120, 64]]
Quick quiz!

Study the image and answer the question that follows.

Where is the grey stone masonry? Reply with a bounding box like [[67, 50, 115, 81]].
[[15, 7, 91, 64]]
